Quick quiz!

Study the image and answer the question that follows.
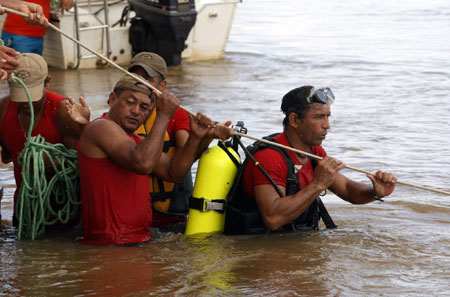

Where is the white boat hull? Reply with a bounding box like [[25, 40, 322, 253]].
[[0, 0, 240, 69]]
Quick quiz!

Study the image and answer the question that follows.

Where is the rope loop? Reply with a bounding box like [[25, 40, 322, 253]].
[[11, 74, 80, 240]]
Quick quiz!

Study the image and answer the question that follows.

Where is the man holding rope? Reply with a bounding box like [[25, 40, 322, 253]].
[[0, 0, 50, 78], [1, 0, 70, 54], [0, 53, 88, 226], [129, 52, 193, 230], [0, 0, 48, 25], [76, 74, 232, 245], [225, 86, 397, 234]]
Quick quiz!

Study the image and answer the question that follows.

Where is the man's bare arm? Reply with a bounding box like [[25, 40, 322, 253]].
[[253, 156, 345, 230], [56, 99, 88, 150], [329, 171, 396, 204], [0, 0, 49, 27], [152, 114, 233, 182]]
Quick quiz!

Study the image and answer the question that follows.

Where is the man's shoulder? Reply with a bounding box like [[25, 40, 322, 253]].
[[173, 108, 189, 120], [85, 116, 113, 131], [252, 145, 286, 165], [311, 145, 326, 157], [84, 116, 130, 139], [47, 91, 67, 103]]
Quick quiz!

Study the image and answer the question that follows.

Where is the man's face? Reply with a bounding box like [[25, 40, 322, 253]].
[[109, 87, 154, 133], [132, 67, 164, 91], [16, 78, 49, 116], [17, 97, 45, 116], [297, 103, 331, 146]]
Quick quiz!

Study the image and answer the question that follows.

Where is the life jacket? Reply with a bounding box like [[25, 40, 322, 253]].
[[135, 109, 192, 215], [224, 133, 337, 235]]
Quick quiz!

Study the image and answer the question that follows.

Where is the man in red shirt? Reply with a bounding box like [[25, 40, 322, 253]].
[[1, 0, 72, 55], [0, 53, 88, 224], [130, 52, 195, 229], [0, 0, 48, 25], [225, 86, 397, 234], [0, 0, 50, 79], [77, 74, 232, 245]]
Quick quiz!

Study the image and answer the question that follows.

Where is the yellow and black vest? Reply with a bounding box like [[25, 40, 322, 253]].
[[135, 109, 192, 215]]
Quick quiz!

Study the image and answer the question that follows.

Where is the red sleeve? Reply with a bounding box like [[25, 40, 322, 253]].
[[243, 148, 288, 197], [311, 145, 327, 157], [2, 0, 50, 37], [243, 145, 326, 197], [167, 108, 190, 141]]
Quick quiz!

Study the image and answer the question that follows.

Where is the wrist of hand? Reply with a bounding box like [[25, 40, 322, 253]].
[[371, 188, 384, 201], [309, 180, 328, 193]]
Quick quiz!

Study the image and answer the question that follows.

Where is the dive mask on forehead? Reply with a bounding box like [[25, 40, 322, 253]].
[[306, 87, 335, 104]]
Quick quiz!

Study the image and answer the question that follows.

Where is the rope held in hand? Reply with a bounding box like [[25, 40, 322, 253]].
[[3, 8, 448, 197]]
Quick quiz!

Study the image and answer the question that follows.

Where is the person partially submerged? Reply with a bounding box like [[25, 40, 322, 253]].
[[76, 74, 233, 245], [225, 86, 397, 234], [0, 53, 88, 226]]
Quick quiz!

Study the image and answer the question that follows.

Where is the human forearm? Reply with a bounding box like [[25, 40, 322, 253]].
[[255, 181, 325, 231], [166, 133, 204, 182], [194, 136, 213, 160], [0, 0, 48, 27], [332, 178, 376, 204], [0, 0, 26, 10], [132, 116, 170, 174], [193, 122, 233, 159]]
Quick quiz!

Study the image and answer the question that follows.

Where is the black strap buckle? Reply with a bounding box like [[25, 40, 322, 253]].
[[189, 196, 225, 213]]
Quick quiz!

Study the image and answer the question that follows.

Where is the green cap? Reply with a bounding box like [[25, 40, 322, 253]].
[[128, 52, 167, 80], [113, 75, 152, 97]]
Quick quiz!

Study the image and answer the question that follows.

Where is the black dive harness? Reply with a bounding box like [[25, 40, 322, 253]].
[[224, 133, 337, 235]]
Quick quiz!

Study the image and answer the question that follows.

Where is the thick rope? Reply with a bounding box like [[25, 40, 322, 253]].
[[3, 8, 448, 198], [12, 75, 80, 240]]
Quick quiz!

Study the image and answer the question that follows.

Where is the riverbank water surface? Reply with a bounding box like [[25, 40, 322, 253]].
[[1, 0, 449, 295]]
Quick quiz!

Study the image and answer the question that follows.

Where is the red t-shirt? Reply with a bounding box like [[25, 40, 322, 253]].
[[0, 91, 64, 202], [3, 0, 50, 37], [167, 108, 190, 141], [243, 132, 327, 198], [78, 116, 152, 245]]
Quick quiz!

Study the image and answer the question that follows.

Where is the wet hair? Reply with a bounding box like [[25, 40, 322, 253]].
[[281, 86, 314, 128]]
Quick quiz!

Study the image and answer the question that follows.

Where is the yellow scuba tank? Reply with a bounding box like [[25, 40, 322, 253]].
[[185, 142, 240, 236]]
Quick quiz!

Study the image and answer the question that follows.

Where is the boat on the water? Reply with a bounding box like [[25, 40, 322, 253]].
[[0, 0, 241, 69]]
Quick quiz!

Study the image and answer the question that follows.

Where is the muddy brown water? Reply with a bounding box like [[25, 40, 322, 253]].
[[1, 0, 450, 295]]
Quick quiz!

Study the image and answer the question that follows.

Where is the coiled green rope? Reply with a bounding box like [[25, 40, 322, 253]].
[[12, 75, 80, 240]]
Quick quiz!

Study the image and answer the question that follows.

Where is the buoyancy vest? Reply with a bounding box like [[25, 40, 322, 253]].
[[135, 109, 192, 215], [224, 133, 336, 235]]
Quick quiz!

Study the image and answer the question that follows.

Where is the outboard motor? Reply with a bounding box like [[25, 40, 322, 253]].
[[128, 0, 197, 66]]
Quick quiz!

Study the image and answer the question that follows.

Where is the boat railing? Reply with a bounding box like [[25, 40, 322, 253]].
[[72, 0, 115, 68]]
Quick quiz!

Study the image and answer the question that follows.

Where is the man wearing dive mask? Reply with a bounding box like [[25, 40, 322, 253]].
[[225, 86, 397, 235]]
